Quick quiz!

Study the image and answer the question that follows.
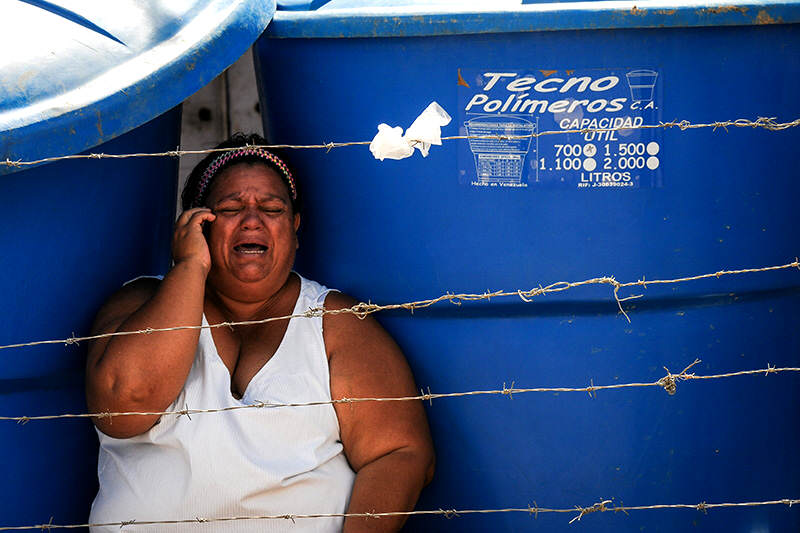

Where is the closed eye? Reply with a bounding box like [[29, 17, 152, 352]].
[[214, 207, 241, 215]]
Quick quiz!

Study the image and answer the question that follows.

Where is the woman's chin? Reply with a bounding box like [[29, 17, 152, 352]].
[[208, 259, 294, 291], [208, 263, 269, 285], [232, 267, 272, 284]]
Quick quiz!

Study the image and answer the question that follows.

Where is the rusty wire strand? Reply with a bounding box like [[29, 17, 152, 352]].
[[3, 361, 799, 424], [0, 259, 797, 352], [2, 117, 798, 168], [0, 498, 797, 530]]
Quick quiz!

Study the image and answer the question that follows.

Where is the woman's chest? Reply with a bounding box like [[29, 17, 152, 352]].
[[211, 323, 288, 399]]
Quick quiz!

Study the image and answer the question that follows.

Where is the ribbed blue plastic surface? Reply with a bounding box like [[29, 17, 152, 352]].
[[256, 3, 800, 531], [0, 109, 182, 528]]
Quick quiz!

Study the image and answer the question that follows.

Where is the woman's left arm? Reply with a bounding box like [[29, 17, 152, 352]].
[[325, 292, 435, 533]]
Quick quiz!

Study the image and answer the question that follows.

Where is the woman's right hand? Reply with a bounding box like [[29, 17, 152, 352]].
[[172, 208, 216, 273]]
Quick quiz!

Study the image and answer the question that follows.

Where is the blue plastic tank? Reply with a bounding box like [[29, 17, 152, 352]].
[[256, 2, 800, 531], [0, 1, 274, 527]]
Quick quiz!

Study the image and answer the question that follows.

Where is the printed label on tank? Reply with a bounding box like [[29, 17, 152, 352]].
[[457, 68, 663, 189]]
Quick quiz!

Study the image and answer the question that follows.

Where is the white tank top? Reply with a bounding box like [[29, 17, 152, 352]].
[[90, 275, 356, 532]]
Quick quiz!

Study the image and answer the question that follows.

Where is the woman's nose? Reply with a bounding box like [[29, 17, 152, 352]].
[[240, 207, 263, 229]]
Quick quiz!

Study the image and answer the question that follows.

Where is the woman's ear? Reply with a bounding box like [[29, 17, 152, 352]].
[[294, 213, 301, 249]]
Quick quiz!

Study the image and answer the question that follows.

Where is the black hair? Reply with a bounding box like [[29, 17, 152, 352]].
[[180, 133, 301, 214]]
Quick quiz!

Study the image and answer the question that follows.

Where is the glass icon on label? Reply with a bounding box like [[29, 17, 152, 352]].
[[465, 116, 535, 184], [626, 70, 658, 102]]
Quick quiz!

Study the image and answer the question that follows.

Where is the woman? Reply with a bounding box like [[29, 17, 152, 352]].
[[85, 134, 434, 532]]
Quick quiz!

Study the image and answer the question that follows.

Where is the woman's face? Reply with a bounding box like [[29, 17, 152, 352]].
[[204, 162, 299, 295]]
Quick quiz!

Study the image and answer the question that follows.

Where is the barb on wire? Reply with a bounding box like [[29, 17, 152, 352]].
[[656, 358, 701, 396], [2, 117, 798, 168], [1, 498, 798, 530], [569, 499, 612, 524], [2, 363, 799, 423], [0, 259, 797, 352]]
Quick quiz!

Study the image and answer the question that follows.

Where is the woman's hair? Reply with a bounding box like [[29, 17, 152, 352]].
[[181, 133, 301, 214]]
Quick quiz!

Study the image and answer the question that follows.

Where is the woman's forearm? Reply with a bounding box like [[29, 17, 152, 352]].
[[87, 259, 208, 435], [344, 448, 434, 533]]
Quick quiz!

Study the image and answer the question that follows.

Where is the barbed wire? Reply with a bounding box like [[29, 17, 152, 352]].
[[4, 360, 799, 424], [0, 498, 797, 530], [2, 116, 797, 532], [0, 259, 797, 352], [2, 117, 797, 168]]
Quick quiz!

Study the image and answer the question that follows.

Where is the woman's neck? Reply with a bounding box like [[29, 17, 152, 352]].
[[205, 272, 299, 323]]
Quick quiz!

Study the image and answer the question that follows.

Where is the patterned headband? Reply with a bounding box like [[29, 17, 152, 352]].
[[192, 147, 296, 207]]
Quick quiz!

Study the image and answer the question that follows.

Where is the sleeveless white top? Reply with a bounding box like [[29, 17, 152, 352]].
[[90, 275, 356, 532]]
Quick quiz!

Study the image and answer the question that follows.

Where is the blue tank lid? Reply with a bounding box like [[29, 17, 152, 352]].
[[0, 0, 276, 174], [267, 0, 800, 38], [277, 0, 334, 9]]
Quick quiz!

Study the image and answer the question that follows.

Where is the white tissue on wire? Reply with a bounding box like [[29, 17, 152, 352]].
[[369, 124, 414, 161], [369, 102, 452, 161]]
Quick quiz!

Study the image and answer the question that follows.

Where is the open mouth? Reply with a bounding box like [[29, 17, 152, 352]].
[[233, 243, 268, 254]]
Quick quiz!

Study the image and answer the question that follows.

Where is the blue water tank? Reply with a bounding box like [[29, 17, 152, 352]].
[[256, 2, 800, 531], [0, 1, 274, 528]]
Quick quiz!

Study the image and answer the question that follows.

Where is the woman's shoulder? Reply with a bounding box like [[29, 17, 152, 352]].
[[115, 276, 162, 305], [91, 276, 162, 335], [321, 290, 357, 310], [321, 289, 391, 360]]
